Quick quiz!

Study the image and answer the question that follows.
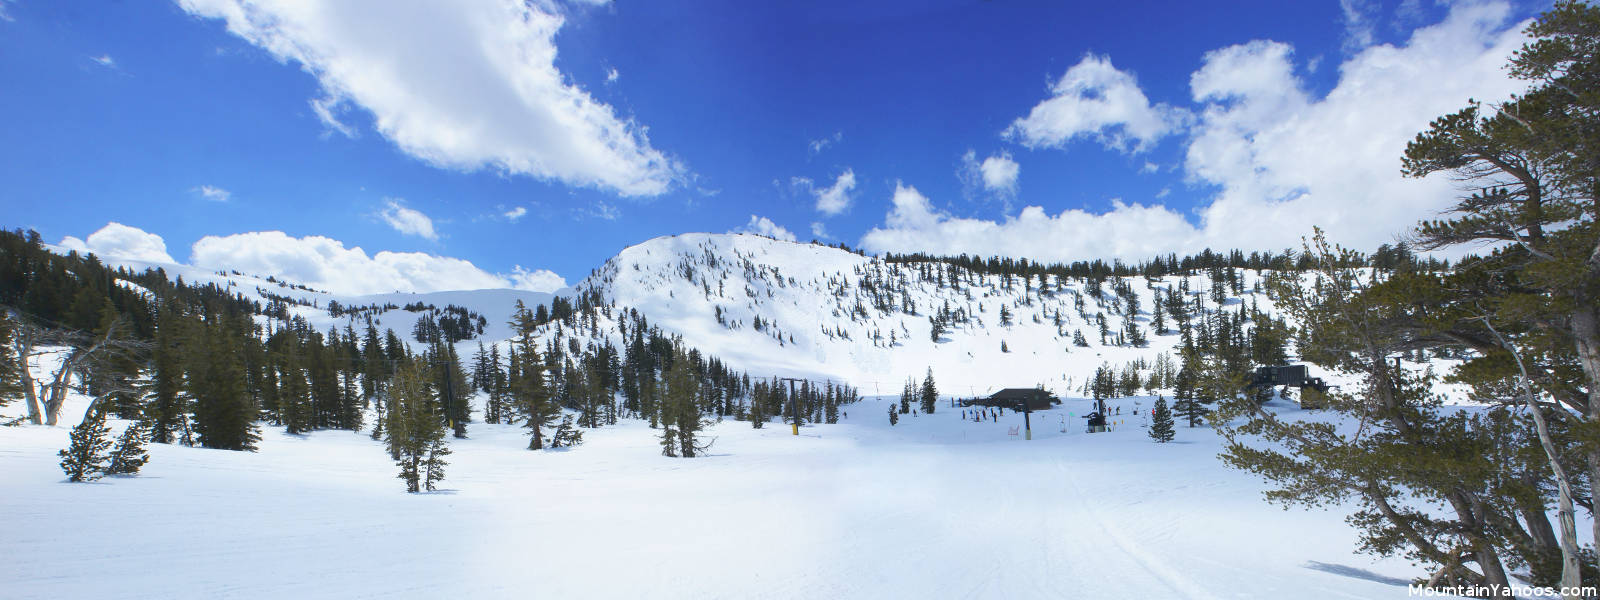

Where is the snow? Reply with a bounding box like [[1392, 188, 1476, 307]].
[[5, 232, 1493, 597], [1, 390, 1422, 599]]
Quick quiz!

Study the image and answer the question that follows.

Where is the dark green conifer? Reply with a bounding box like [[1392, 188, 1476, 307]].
[[59, 407, 112, 482], [1148, 396, 1175, 443], [106, 422, 151, 475]]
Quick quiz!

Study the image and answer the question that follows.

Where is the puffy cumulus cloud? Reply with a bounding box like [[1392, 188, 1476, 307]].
[[813, 169, 856, 216], [58, 223, 177, 264], [1180, 1, 1530, 255], [734, 215, 797, 242], [177, 0, 679, 196], [502, 206, 528, 221], [506, 266, 567, 293], [959, 151, 1020, 209], [189, 231, 559, 294], [861, 183, 1198, 263], [979, 153, 1019, 194], [1005, 54, 1184, 153], [810, 221, 830, 240], [379, 199, 437, 240], [901, 2, 1530, 264]]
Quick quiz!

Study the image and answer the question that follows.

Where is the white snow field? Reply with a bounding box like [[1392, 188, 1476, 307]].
[[3, 393, 1422, 599]]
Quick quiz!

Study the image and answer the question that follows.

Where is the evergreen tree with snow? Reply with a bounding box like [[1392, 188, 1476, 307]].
[[1148, 396, 1175, 443], [551, 414, 584, 448], [187, 321, 259, 452], [106, 421, 150, 476], [509, 301, 559, 449], [919, 369, 937, 414], [147, 306, 185, 444], [59, 406, 112, 482], [660, 344, 710, 458], [388, 359, 449, 493], [887, 403, 898, 426], [0, 312, 21, 410]]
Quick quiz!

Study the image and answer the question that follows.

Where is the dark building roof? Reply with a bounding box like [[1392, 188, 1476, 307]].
[[965, 388, 1060, 410], [990, 388, 1054, 401]]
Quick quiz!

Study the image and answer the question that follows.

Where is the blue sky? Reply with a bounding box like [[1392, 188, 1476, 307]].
[[0, 0, 1542, 294]]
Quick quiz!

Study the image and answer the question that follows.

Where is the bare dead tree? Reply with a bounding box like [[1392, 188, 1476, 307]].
[[5, 307, 149, 426]]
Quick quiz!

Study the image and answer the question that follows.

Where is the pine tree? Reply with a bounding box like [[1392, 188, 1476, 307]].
[[59, 406, 112, 482], [748, 382, 766, 428], [106, 422, 150, 475], [433, 342, 470, 439], [508, 301, 558, 449], [388, 359, 449, 493], [1148, 396, 1175, 443], [0, 312, 22, 410], [887, 403, 899, 426], [899, 378, 913, 414], [660, 344, 710, 457], [147, 306, 185, 444], [919, 369, 937, 414], [551, 414, 584, 448], [187, 321, 260, 451]]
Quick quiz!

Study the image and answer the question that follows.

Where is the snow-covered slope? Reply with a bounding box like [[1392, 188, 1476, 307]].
[[1, 389, 1421, 599], [557, 233, 1261, 396]]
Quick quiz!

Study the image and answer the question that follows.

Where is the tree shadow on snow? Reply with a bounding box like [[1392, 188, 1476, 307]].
[[1303, 561, 1410, 586]]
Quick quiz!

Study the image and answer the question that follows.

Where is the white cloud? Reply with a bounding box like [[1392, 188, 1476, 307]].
[[55, 223, 563, 295], [1179, 1, 1529, 255], [193, 185, 232, 202], [958, 151, 1019, 209], [979, 154, 1019, 194], [605, 67, 619, 83], [813, 169, 856, 216], [506, 266, 566, 293], [734, 215, 796, 242], [1340, 0, 1379, 53], [810, 222, 830, 240], [1140, 162, 1159, 174], [861, 183, 1198, 263], [502, 206, 528, 221], [178, 0, 679, 196], [190, 230, 561, 294], [379, 199, 437, 240], [808, 131, 843, 155], [0, 1, 12, 23], [1005, 54, 1184, 153], [90, 54, 116, 68], [57, 223, 176, 264], [886, 2, 1530, 263]]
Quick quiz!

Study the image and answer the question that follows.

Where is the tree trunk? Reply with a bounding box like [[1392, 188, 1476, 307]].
[[1488, 318, 1585, 594], [1571, 307, 1600, 575]]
